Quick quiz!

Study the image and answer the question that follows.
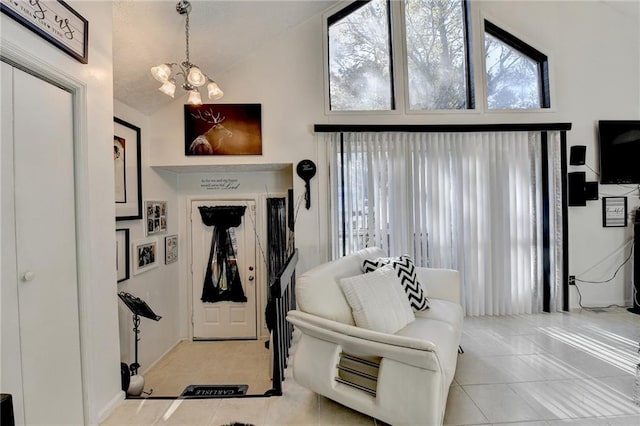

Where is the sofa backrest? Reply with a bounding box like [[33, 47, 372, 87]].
[[296, 247, 387, 325]]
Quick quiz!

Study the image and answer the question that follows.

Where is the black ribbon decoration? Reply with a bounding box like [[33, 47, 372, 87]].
[[198, 206, 248, 303]]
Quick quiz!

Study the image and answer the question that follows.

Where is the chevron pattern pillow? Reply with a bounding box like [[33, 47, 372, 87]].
[[362, 255, 430, 311]]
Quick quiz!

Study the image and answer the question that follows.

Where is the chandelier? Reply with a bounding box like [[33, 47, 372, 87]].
[[150, 0, 223, 105]]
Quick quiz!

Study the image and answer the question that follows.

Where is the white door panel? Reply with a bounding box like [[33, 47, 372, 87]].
[[191, 199, 257, 339], [1, 64, 84, 425]]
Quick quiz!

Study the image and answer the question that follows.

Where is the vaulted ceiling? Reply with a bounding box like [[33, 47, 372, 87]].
[[113, 0, 338, 115], [113, 0, 639, 116]]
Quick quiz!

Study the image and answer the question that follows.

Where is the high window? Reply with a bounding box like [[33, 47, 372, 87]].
[[404, 0, 473, 110], [328, 0, 394, 111], [484, 20, 550, 109], [326, 0, 473, 112]]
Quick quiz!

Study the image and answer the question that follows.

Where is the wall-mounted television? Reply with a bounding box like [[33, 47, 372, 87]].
[[598, 120, 640, 184]]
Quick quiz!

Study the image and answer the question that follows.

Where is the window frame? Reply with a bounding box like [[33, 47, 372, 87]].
[[483, 19, 551, 110], [324, 0, 398, 114]]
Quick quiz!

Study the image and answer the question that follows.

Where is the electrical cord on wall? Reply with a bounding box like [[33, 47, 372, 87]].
[[582, 161, 640, 198], [585, 163, 600, 177], [600, 185, 640, 197], [575, 242, 635, 284], [574, 241, 636, 310], [573, 281, 629, 310]]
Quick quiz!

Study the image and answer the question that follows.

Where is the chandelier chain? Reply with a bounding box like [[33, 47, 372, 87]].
[[185, 10, 190, 64]]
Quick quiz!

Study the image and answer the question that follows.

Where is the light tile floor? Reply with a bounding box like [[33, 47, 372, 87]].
[[142, 339, 272, 397], [102, 308, 640, 425]]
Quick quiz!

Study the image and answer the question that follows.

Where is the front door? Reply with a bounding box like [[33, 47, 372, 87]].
[[191, 199, 257, 339]]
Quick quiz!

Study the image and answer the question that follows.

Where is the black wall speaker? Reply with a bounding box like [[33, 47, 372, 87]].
[[585, 181, 599, 200], [569, 145, 586, 165], [568, 172, 586, 206]]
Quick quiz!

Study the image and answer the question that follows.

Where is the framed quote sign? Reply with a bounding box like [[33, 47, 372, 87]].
[[602, 197, 627, 228], [1, 0, 89, 63]]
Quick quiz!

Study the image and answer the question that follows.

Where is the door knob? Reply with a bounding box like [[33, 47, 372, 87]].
[[23, 271, 36, 281]]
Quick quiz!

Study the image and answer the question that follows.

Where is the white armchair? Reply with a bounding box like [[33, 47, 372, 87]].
[[286, 247, 463, 425]]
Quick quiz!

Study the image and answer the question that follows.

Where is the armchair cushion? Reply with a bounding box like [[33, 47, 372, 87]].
[[362, 255, 430, 311], [339, 266, 415, 334]]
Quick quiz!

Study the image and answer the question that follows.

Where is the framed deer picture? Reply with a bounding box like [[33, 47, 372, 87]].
[[184, 104, 262, 155]]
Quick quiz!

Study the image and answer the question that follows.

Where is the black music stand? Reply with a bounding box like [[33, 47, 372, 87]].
[[118, 292, 161, 375]]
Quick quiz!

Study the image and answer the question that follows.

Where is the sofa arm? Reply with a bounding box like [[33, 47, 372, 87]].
[[415, 267, 461, 304], [287, 310, 442, 372]]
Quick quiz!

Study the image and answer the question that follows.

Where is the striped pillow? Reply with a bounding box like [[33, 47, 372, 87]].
[[362, 255, 430, 311]]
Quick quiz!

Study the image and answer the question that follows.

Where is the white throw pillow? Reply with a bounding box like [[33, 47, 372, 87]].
[[339, 266, 415, 334]]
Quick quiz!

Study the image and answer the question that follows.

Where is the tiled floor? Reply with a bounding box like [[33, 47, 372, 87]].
[[142, 339, 272, 397], [102, 308, 640, 425]]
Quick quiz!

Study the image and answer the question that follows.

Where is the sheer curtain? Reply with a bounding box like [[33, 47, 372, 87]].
[[328, 131, 563, 316]]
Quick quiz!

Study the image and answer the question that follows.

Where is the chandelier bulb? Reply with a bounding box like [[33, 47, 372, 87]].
[[207, 81, 224, 101], [150, 64, 172, 83], [187, 90, 202, 105], [159, 80, 177, 98], [187, 66, 206, 87]]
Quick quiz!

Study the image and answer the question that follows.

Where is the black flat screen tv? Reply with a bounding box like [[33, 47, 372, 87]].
[[598, 120, 640, 184]]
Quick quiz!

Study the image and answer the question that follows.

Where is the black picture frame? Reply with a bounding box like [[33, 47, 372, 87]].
[[1, 0, 89, 64], [602, 197, 627, 228], [116, 228, 130, 283], [114, 117, 142, 221]]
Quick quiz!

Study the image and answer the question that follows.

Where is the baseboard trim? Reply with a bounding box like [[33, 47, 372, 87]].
[[97, 390, 125, 423]]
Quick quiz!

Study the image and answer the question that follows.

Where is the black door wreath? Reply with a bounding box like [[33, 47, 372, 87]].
[[198, 205, 248, 303]]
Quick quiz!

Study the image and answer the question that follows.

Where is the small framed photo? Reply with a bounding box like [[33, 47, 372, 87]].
[[602, 197, 627, 227], [116, 228, 130, 283], [133, 238, 158, 275], [165, 235, 178, 264], [145, 200, 167, 236]]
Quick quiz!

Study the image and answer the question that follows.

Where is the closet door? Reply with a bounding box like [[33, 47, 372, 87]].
[[1, 64, 84, 425]]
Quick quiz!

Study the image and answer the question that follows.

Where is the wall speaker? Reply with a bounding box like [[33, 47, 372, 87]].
[[585, 181, 599, 200], [568, 172, 586, 206], [569, 145, 586, 165]]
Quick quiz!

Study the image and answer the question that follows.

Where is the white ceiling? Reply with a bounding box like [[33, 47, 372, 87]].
[[113, 0, 338, 115]]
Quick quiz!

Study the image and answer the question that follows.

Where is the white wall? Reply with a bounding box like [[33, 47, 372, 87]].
[[147, 1, 639, 311], [1, 1, 122, 423], [148, 12, 327, 276], [113, 100, 181, 376]]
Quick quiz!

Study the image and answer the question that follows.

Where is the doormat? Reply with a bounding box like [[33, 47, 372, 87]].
[[180, 384, 248, 397]]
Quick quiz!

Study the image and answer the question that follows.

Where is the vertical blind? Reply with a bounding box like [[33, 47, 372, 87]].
[[328, 131, 564, 316]]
